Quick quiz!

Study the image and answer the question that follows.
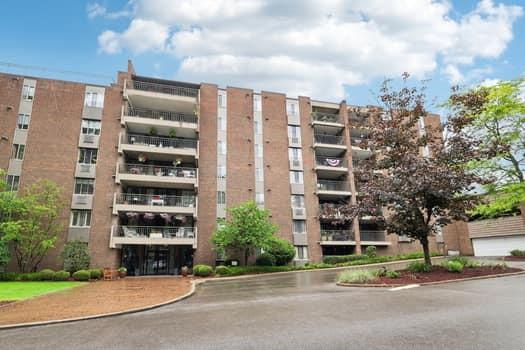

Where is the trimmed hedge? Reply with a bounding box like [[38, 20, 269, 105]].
[[0, 272, 18, 281], [255, 253, 276, 266], [510, 249, 525, 257], [19, 272, 43, 281], [89, 269, 103, 280], [54, 270, 70, 281], [322, 254, 368, 265], [72, 270, 90, 281], [40, 269, 55, 281], [193, 264, 213, 277], [214, 265, 231, 276]]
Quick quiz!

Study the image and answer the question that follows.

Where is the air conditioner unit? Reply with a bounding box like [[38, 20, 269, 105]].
[[83, 134, 95, 143], [294, 208, 305, 216], [80, 164, 91, 172], [75, 195, 89, 204]]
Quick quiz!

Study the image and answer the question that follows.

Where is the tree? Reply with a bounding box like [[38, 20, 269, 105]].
[[60, 240, 91, 273], [448, 79, 525, 184], [266, 236, 295, 266], [2, 180, 65, 272], [346, 74, 481, 265], [212, 201, 278, 265]]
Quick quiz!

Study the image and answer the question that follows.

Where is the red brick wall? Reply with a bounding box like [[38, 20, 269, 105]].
[[0, 74, 22, 170]]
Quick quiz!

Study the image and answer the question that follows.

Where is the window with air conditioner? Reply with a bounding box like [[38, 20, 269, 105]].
[[255, 143, 263, 157], [218, 115, 226, 131], [74, 178, 94, 195], [22, 84, 35, 101], [287, 101, 298, 116], [293, 220, 306, 234], [218, 92, 226, 108], [255, 167, 263, 181], [16, 114, 30, 130], [287, 125, 301, 143], [70, 210, 91, 227], [11, 144, 25, 160], [289, 171, 303, 184], [295, 246, 308, 260], [217, 191, 226, 205], [81, 119, 101, 135], [84, 91, 104, 108], [253, 95, 262, 112], [255, 192, 264, 206], [254, 120, 262, 135], [217, 141, 226, 155], [288, 148, 302, 166], [291, 195, 305, 208], [217, 165, 226, 178]]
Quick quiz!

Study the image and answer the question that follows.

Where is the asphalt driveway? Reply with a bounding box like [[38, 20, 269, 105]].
[[1, 264, 524, 350]]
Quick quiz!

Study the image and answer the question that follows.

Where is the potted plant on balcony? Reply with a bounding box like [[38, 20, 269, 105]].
[[117, 267, 127, 278], [149, 127, 158, 136], [168, 128, 177, 138]]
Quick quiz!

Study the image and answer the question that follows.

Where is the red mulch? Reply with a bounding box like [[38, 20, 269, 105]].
[[374, 266, 523, 285], [504, 256, 525, 261], [0, 301, 14, 307]]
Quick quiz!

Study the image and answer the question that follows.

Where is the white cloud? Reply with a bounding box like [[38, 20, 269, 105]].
[[87, 3, 132, 20], [95, 0, 523, 99]]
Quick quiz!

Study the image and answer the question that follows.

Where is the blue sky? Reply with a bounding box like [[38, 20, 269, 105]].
[[1, 0, 524, 111]]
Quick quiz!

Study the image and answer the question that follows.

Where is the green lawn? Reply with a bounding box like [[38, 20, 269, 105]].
[[0, 282, 84, 301]]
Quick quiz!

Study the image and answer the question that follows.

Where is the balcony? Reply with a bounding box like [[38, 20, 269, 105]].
[[319, 230, 355, 245], [113, 193, 196, 216], [119, 133, 198, 159], [359, 230, 389, 245], [109, 225, 197, 248], [316, 180, 351, 197], [122, 106, 198, 139], [313, 134, 347, 151], [125, 78, 198, 115], [116, 163, 197, 189], [311, 112, 343, 127], [315, 156, 348, 177], [351, 137, 373, 157]]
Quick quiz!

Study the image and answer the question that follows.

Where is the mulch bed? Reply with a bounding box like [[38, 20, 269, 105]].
[[0, 301, 14, 307], [374, 266, 523, 285], [0, 277, 193, 327], [503, 256, 525, 261]]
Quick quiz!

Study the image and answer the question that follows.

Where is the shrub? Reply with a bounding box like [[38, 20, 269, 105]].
[[510, 249, 525, 257], [54, 270, 70, 281], [408, 261, 432, 273], [386, 270, 401, 278], [19, 272, 43, 281], [365, 246, 377, 258], [89, 269, 102, 280], [40, 269, 55, 281], [61, 241, 90, 273], [492, 262, 508, 270], [444, 261, 463, 273], [337, 269, 378, 284], [323, 254, 368, 265], [0, 272, 18, 281], [255, 253, 276, 266], [193, 264, 213, 277], [72, 269, 90, 281], [215, 265, 231, 276], [266, 237, 295, 266]]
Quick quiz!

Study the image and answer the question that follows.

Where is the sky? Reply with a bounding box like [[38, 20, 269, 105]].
[[1, 0, 524, 112]]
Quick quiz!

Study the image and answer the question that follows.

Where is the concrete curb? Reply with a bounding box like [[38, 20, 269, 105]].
[[0, 280, 196, 330], [206, 256, 446, 281], [336, 270, 525, 288]]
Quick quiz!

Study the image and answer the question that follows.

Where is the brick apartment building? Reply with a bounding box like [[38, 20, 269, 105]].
[[0, 61, 443, 275]]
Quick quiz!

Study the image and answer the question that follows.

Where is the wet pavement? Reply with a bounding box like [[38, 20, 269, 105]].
[[1, 265, 524, 350]]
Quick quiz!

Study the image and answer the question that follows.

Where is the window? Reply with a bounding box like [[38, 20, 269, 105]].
[[291, 195, 305, 208], [22, 84, 35, 101], [217, 191, 226, 205], [287, 125, 301, 143], [290, 171, 303, 184], [254, 120, 262, 135], [6, 175, 19, 191], [11, 144, 25, 160], [293, 220, 306, 233], [218, 115, 226, 131], [287, 101, 298, 116], [254, 95, 262, 112], [17, 114, 30, 130], [78, 148, 97, 164], [255, 192, 264, 206], [81, 119, 101, 135], [217, 165, 226, 178], [295, 246, 308, 260], [218, 93, 226, 108], [70, 210, 91, 227], [288, 148, 302, 161], [74, 178, 94, 195], [255, 143, 263, 157], [255, 167, 263, 181], [217, 141, 226, 155], [84, 91, 104, 108]]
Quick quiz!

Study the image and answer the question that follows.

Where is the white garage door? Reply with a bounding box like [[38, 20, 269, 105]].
[[472, 235, 525, 256]]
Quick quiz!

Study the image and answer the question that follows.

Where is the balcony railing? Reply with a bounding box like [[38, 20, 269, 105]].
[[317, 180, 350, 192], [314, 134, 345, 145], [311, 112, 342, 124], [349, 113, 369, 126], [351, 137, 368, 147], [119, 164, 197, 178], [360, 230, 386, 241], [127, 106, 198, 124], [124, 134, 197, 149], [116, 225, 195, 239], [131, 80, 199, 98], [320, 230, 354, 241], [115, 194, 195, 207], [315, 156, 348, 168]]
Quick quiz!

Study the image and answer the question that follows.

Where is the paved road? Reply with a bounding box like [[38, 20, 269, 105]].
[[1, 264, 525, 350]]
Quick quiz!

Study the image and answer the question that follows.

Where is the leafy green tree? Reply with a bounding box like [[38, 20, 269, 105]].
[[2, 180, 65, 272], [266, 237, 295, 266], [60, 240, 91, 273], [471, 182, 525, 219], [212, 201, 278, 265]]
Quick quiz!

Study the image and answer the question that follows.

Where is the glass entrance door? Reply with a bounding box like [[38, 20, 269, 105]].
[[145, 246, 169, 275]]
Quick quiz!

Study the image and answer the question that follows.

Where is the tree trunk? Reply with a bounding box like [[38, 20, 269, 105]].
[[421, 236, 431, 265], [244, 249, 249, 266]]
